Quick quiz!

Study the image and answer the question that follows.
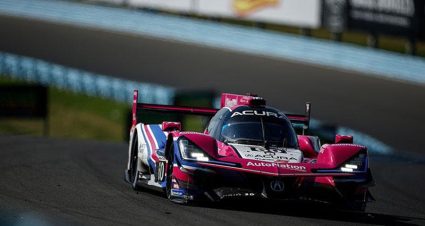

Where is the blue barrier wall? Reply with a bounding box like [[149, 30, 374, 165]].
[[0, 52, 175, 105], [0, 0, 424, 85]]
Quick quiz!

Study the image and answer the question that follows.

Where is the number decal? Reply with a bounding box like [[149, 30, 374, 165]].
[[157, 161, 165, 182]]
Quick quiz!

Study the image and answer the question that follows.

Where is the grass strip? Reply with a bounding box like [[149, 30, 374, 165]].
[[0, 76, 129, 142]]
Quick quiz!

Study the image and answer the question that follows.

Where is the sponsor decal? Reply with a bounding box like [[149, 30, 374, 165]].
[[171, 189, 193, 200], [222, 192, 256, 198], [251, 147, 286, 153], [171, 189, 185, 196], [247, 161, 307, 172], [244, 153, 296, 161], [233, 144, 301, 162], [180, 131, 208, 136], [230, 110, 283, 118], [225, 98, 238, 108], [350, 0, 414, 16], [270, 180, 285, 192], [156, 161, 165, 182], [249, 147, 263, 152], [233, 0, 279, 16], [138, 143, 146, 154]]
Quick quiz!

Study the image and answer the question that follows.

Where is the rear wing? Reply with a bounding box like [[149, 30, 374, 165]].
[[286, 102, 311, 131], [131, 90, 217, 127], [131, 90, 311, 131]]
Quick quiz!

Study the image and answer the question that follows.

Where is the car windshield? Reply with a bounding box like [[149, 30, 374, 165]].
[[221, 113, 298, 148]]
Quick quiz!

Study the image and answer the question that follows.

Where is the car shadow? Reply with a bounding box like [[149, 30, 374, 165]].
[[132, 185, 423, 225], [191, 199, 424, 225]]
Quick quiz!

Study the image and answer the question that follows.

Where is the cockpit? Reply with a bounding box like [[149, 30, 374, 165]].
[[207, 106, 298, 148]]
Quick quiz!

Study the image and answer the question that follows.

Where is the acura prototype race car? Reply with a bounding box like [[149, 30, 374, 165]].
[[125, 91, 374, 211]]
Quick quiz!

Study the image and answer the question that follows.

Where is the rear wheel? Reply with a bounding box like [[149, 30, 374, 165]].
[[129, 134, 141, 190]]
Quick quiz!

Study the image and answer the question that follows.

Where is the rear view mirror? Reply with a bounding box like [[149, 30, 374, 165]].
[[298, 135, 320, 158]]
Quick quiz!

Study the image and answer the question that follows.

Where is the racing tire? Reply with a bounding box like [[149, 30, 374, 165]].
[[340, 191, 368, 212], [348, 201, 366, 212], [337, 200, 366, 212], [129, 133, 141, 190], [165, 144, 174, 200], [164, 144, 188, 204]]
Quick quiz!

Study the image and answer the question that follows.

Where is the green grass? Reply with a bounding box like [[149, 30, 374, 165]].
[[0, 76, 210, 141], [0, 76, 129, 141]]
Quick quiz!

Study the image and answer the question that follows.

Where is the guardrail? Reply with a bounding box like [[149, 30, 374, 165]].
[[0, 52, 175, 105]]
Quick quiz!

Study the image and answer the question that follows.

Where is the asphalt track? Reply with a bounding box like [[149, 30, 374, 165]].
[[0, 135, 424, 226], [1, 13, 425, 225]]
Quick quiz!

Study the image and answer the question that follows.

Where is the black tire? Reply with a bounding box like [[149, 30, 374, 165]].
[[164, 143, 188, 204], [349, 190, 369, 212], [337, 200, 366, 212], [165, 144, 174, 200], [129, 134, 141, 190], [349, 201, 366, 212], [341, 191, 368, 212]]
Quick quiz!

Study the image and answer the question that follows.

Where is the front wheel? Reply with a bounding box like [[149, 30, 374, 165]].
[[165, 144, 174, 200], [339, 190, 368, 212], [164, 144, 188, 204], [338, 200, 366, 212]]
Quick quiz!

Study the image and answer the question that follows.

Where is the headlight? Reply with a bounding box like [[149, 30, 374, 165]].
[[340, 153, 366, 172], [179, 138, 210, 161]]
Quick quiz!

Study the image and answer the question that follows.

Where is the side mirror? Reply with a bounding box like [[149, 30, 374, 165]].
[[162, 121, 181, 132], [335, 135, 353, 144], [298, 135, 320, 158]]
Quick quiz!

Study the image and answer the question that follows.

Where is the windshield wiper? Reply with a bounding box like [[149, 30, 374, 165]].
[[267, 138, 290, 150]]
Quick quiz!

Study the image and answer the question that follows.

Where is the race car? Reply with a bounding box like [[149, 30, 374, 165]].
[[125, 91, 374, 211]]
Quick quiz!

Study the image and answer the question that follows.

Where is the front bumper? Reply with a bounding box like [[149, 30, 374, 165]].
[[169, 162, 373, 203]]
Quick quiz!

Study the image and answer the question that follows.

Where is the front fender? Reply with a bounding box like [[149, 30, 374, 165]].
[[317, 144, 367, 168], [180, 133, 218, 159]]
